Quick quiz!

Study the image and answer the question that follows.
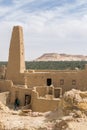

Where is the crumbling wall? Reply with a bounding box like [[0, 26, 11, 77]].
[[0, 92, 10, 105], [0, 65, 6, 79], [0, 80, 13, 92], [31, 90, 61, 112], [10, 85, 32, 106], [35, 86, 47, 97]]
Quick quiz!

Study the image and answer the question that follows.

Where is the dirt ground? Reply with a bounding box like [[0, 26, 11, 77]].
[[0, 105, 87, 130]]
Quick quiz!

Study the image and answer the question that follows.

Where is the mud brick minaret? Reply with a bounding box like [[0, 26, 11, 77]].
[[6, 26, 25, 84]]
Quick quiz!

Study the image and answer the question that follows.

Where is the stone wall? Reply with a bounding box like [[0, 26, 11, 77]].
[[25, 69, 87, 94], [0, 65, 6, 79], [35, 86, 47, 97], [10, 85, 32, 106], [0, 80, 13, 92], [31, 90, 61, 112], [0, 92, 10, 105]]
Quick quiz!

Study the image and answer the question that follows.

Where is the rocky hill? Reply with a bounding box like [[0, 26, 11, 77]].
[[35, 53, 87, 61]]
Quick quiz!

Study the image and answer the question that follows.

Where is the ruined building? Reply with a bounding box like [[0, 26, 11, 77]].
[[0, 26, 87, 112]]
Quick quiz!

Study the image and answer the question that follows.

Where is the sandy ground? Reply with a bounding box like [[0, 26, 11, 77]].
[[0, 109, 46, 130], [0, 108, 87, 130]]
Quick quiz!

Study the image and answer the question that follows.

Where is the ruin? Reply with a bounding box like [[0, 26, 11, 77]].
[[0, 26, 87, 112]]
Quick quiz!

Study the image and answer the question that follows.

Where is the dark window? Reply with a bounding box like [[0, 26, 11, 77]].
[[72, 80, 76, 85], [60, 79, 64, 85], [47, 78, 52, 86]]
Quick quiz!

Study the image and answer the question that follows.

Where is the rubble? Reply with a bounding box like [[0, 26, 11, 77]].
[[0, 89, 87, 129], [63, 89, 87, 110], [0, 101, 9, 113]]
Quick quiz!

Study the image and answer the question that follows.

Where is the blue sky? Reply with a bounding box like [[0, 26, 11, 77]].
[[0, 0, 87, 61]]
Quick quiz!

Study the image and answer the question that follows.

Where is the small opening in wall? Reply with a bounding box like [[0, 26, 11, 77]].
[[47, 78, 52, 86], [25, 95, 31, 105], [60, 79, 64, 85], [72, 80, 76, 85]]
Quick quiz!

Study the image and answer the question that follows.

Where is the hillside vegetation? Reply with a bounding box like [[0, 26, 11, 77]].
[[1, 61, 87, 70], [26, 61, 87, 70]]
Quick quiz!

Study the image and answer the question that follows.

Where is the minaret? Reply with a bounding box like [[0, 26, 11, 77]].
[[6, 26, 25, 84]]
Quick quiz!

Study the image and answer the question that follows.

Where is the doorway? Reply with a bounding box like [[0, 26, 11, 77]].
[[54, 88, 61, 98], [25, 95, 31, 105]]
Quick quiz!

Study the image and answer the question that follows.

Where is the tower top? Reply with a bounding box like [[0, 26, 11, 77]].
[[14, 25, 22, 27]]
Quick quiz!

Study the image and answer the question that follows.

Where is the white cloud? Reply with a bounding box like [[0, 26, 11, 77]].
[[1, 0, 87, 61]]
